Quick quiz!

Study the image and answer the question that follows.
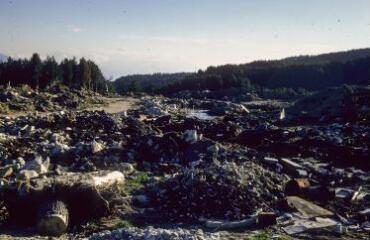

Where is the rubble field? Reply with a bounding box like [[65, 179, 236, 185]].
[[0, 85, 106, 115], [0, 85, 370, 239]]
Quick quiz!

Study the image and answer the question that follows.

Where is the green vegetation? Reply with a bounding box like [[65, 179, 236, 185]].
[[120, 171, 166, 197], [245, 232, 292, 240], [162, 51, 370, 96], [114, 219, 134, 229], [120, 171, 151, 196], [113, 72, 189, 94], [113, 48, 370, 100], [0, 103, 9, 114], [245, 232, 270, 240], [0, 53, 114, 94]]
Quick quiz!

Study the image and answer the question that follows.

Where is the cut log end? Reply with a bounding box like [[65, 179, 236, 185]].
[[3, 171, 124, 235], [37, 200, 69, 236], [37, 214, 68, 236]]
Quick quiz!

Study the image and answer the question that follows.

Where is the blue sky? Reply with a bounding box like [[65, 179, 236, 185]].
[[1, 0, 369, 77]]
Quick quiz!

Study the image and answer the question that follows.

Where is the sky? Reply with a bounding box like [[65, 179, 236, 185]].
[[0, 0, 369, 78]]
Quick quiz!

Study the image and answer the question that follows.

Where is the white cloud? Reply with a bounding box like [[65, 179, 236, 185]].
[[68, 25, 84, 33], [72, 27, 82, 33]]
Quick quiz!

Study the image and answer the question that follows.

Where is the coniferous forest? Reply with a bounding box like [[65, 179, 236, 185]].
[[0, 53, 112, 93], [114, 48, 370, 99], [1, 49, 369, 98]]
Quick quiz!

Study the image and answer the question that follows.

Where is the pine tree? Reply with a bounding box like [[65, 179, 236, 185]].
[[60, 58, 75, 87], [128, 80, 141, 92], [40, 56, 59, 89], [78, 58, 91, 89], [30, 53, 42, 89]]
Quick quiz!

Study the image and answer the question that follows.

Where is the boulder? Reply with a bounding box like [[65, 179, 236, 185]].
[[23, 156, 50, 175]]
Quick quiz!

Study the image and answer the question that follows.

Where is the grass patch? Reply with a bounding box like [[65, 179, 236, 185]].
[[88, 217, 135, 232], [245, 233, 270, 240], [121, 171, 151, 196], [120, 171, 166, 196], [245, 232, 292, 240], [0, 103, 9, 114], [114, 219, 134, 229]]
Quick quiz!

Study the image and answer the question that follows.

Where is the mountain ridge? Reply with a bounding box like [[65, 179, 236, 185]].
[[113, 48, 370, 94]]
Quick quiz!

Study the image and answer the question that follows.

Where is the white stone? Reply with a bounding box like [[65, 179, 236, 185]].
[[91, 140, 104, 153]]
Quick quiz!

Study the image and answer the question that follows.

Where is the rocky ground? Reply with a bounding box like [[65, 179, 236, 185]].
[[0, 85, 369, 239], [0, 85, 106, 116]]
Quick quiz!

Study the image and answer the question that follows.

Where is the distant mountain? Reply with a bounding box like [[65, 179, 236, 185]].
[[0, 53, 8, 62]]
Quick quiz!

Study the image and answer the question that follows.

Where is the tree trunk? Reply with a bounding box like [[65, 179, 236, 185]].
[[2, 171, 124, 235]]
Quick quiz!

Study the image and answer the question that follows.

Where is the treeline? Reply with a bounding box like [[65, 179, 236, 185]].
[[0, 53, 112, 93], [113, 48, 370, 99], [113, 72, 189, 94], [280, 48, 370, 65], [162, 50, 370, 96]]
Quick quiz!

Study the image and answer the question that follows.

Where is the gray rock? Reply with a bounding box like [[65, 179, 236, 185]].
[[23, 156, 50, 174], [133, 194, 150, 206], [146, 106, 167, 116], [88, 226, 218, 240], [121, 162, 135, 174], [50, 142, 70, 157], [183, 130, 201, 143], [91, 140, 104, 153], [18, 169, 39, 180]]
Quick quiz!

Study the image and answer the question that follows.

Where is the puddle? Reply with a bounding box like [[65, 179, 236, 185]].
[[186, 109, 216, 120]]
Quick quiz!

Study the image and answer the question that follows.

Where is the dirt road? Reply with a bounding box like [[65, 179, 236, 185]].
[[1, 97, 139, 119], [87, 97, 139, 114]]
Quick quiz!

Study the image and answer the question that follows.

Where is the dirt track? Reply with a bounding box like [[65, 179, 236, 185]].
[[87, 97, 139, 114], [2, 97, 139, 119]]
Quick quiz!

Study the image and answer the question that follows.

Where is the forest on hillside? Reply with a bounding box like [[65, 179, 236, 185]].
[[114, 72, 190, 94], [1, 49, 369, 98], [114, 48, 370, 99]]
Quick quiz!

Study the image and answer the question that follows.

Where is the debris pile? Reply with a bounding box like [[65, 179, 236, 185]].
[[89, 226, 219, 240], [0, 85, 370, 239], [288, 85, 370, 123], [0, 85, 104, 114], [151, 160, 285, 222]]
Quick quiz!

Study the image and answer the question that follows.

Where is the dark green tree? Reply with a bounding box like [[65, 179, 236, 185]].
[[76, 58, 91, 89], [128, 80, 141, 92], [40, 56, 59, 89], [60, 58, 76, 88], [30, 53, 43, 89]]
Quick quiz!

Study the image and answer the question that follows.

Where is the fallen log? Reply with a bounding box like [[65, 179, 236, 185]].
[[1, 170, 124, 236], [204, 216, 257, 229], [202, 212, 276, 230]]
